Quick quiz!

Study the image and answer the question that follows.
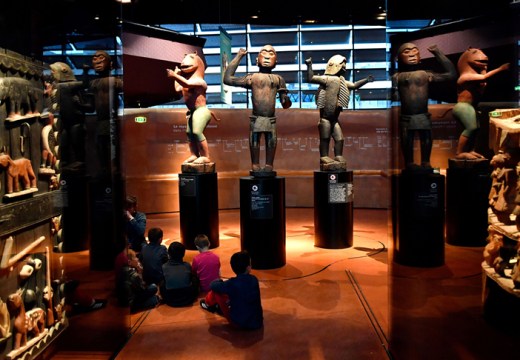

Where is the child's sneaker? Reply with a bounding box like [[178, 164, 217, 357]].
[[200, 299, 218, 313]]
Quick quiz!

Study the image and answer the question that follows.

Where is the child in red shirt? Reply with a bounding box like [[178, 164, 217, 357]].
[[191, 234, 221, 293]]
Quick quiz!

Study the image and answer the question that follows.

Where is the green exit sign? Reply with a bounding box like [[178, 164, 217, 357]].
[[134, 116, 147, 123]]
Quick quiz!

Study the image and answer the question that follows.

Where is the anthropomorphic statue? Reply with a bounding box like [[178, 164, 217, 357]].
[[489, 150, 517, 224], [392, 43, 456, 169], [306, 55, 373, 168], [453, 48, 509, 159], [223, 45, 292, 173], [50, 62, 88, 171], [167, 52, 217, 165], [84, 50, 123, 177]]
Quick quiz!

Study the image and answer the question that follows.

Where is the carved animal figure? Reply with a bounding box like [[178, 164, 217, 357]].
[[306, 55, 373, 169], [483, 232, 503, 267], [453, 47, 509, 159], [0, 152, 37, 194], [167, 52, 219, 166], [0, 297, 11, 340], [6, 290, 45, 349], [0, 77, 40, 120]]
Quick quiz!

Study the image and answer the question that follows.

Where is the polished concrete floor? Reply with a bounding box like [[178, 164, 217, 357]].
[[50, 208, 520, 359]]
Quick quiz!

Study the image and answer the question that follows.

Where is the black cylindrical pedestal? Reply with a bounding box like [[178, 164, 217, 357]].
[[60, 174, 89, 253], [89, 176, 125, 271], [179, 172, 219, 250], [446, 159, 491, 246], [314, 170, 354, 249], [392, 169, 445, 267], [240, 176, 285, 269]]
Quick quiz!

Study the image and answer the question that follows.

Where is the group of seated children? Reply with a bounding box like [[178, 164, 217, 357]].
[[116, 229, 263, 330]]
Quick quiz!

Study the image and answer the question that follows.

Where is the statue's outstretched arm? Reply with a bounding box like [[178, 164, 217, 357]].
[[350, 75, 374, 90], [223, 48, 247, 87], [428, 45, 457, 82]]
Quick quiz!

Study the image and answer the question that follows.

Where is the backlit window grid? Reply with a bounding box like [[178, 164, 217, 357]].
[[175, 23, 388, 109]]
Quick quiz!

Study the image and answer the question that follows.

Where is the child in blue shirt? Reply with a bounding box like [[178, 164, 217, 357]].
[[200, 251, 263, 330]]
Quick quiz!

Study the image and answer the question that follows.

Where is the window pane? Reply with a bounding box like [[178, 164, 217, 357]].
[[301, 30, 350, 45], [353, 28, 386, 43], [249, 32, 298, 47], [302, 51, 352, 65], [353, 49, 386, 62]]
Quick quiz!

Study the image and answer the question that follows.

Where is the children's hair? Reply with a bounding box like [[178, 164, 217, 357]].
[[230, 251, 251, 275], [126, 195, 137, 208], [148, 228, 163, 244], [127, 249, 138, 262], [168, 241, 185, 261], [194, 234, 210, 249]]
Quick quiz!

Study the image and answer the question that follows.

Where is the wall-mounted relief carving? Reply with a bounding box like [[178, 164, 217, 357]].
[[0, 237, 67, 360], [0, 48, 66, 360]]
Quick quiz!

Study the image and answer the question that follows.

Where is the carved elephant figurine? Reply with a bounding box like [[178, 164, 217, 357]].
[[0, 77, 40, 120]]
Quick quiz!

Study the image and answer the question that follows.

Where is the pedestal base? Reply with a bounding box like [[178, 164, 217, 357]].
[[179, 172, 219, 250], [392, 169, 445, 267], [446, 159, 491, 246], [89, 176, 124, 271], [314, 170, 353, 249], [59, 174, 89, 253], [240, 176, 285, 269]]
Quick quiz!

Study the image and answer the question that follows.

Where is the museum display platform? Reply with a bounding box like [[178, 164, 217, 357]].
[[391, 169, 445, 267], [314, 170, 354, 249], [179, 172, 220, 250]]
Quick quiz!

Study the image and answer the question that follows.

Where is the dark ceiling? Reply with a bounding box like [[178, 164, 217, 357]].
[[0, 0, 516, 59]]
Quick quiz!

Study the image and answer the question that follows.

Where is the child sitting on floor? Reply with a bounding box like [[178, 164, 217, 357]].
[[200, 251, 263, 330]]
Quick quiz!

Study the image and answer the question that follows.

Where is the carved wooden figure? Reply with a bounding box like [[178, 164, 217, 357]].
[[0, 77, 40, 120], [6, 289, 45, 349], [40, 115, 58, 173], [453, 48, 509, 159], [166, 52, 217, 167], [0, 152, 37, 194], [0, 297, 11, 340]]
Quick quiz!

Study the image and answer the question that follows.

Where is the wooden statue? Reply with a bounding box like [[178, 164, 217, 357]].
[[392, 43, 456, 169], [305, 55, 373, 170], [223, 45, 292, 173], [453, 47, 509, 159], [167, 52, 218, 168]]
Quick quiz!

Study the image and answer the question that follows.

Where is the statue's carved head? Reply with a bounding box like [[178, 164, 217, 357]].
[[256, 45, 277, 70], [50, 62, 76, 82], [92, 50, 112, 74], [179, 52, 206, 77], [324, 55, 347, 76], [457, 47, 488, 73], [397, 42, 420, 66]]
